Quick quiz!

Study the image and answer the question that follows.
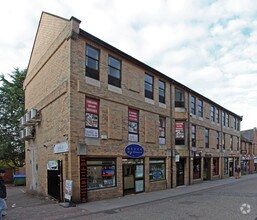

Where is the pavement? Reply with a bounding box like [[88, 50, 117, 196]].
[[5, 174, 257, 220]]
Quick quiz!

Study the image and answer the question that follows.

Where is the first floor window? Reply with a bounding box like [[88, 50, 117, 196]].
[[128, 109, 139, 142], [87, 159, 116, 190], [193, 158, 201, 179], [213, 158, 219, 176], [175, 121, 185, 145], [149, 159, 166, 181], [85, 97, 99, 138], [159, 117, 166, 145]]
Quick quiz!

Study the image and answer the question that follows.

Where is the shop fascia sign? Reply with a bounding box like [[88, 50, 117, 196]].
[[125, 144, 144, 158], [54, 142, 69, 154]]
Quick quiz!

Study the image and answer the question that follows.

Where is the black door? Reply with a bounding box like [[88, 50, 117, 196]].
[[47, 160, 62, 201], [176, 158, 184, 186], [203, 158, 211, 180]]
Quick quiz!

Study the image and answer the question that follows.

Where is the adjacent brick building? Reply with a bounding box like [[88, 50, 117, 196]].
[[22, 12, 242, 203]]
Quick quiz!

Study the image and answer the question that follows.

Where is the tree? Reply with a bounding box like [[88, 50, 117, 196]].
[[0, 68, 26, 167]]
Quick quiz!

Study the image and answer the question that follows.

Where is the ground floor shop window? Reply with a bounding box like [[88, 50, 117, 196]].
[[149, 159, 165, 181], [87, 159, 116, 190], [224, 158, 228, 175], [193, 158, 201, 179], [213, 158, 219, 176]]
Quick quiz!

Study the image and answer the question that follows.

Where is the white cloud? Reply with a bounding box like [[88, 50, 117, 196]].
[[0, 0, 257, 130]]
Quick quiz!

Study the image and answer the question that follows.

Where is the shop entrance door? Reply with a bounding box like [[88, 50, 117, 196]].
[[176, 158, 184, 186], [47, 160, 63, 201], [203, 158, 211, 180], [229, 159, 234, 176], [123, 159, 144, 195]]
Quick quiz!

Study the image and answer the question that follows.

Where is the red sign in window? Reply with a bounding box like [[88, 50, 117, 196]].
[[128, 109, 138, 122], [86, 98, 98, 114]]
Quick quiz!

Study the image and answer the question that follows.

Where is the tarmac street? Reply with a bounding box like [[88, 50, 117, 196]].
[[4, 174, 257, 220]]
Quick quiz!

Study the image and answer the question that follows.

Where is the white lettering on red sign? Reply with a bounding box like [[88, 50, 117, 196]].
[[86, 98, 98, 114], [129, 109, 138, 122]]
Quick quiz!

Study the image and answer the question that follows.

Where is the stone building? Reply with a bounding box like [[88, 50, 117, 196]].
[[241, 128, 257, 174], [21, 12, 242, 203]]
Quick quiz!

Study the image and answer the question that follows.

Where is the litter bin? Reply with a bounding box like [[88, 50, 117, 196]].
[[13, 174, 26, 186]]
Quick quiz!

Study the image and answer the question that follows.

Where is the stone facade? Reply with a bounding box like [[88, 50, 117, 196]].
[[23, 12, 242, 203]]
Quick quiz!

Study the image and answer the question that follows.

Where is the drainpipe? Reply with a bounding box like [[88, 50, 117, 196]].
[[170, 84, 173, 188], [221, 111, 223, 178], [188, 91, 191, 185]]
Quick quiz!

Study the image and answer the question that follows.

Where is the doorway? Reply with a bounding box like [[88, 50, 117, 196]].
[[203, 158, 211, 180], [176, 158, 185, 186], [123, 158, 144, 195], [47, 160, 63, 201]]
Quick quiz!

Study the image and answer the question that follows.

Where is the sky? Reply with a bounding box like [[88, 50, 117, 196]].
[[0, 0, 257, 130]]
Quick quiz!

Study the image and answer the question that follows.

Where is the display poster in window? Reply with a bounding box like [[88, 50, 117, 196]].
[[128, 109, 138, 122], [159, 137, 166, 145], [175, 121, 184, 139], [64, 180, 73, 201], [129, 133, 138, 142], [86, 98, 98, 114], [86, 113, 98, 128], [85, 128, 99, 138], [129, 121, 138, 133], [135, 180, 144, 192], [159, 127, 165, 137], [135, 164, 143, 178]]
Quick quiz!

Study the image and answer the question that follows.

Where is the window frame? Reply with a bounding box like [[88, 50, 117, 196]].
[[145, 73, 154, 99], [85, 97, 99, 138], [175, 88, 184, 107], [198, 100, 203, 118], [191, 96, 196, 115], [205, 128, 209, 148], [86, 45, 100, 80], [211, 106, 215, 122], [192, 124, 196, 147], [159, 116, 166, 145], [128, 109, 139, 142], [108, 55, 121, 87], [159, 80, 165, 104], [149, 159, 166, 182], [87, 158, 116, 190]]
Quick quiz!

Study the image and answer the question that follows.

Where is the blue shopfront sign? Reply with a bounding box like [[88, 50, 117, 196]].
[[125, 144, 144, 158]]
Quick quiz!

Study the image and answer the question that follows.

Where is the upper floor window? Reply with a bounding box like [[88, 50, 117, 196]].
[[191, 96, 196, 115], [128, 109, 139, 142], [233, 117, 236, 130], [175, 121, 185, 145], [85, 97, 99, 138], [230, 135, 233, 150], [86, 45, 99, 80], [216, 108, 219, 124], [225, 113, 229, 127], [159, 117, 166, 145], [145, 73, 154, 99], [175, 88, 184, 107], [192, 125, 196, 147], [211, 106, 215, 122], [223, 133, 225, 149], [216, 131, 219, 149], [237, 137, 239, 151], [198, 100, 203, 117], [222, 111, 225, 127], [205, 128, 209, 148], [108, 56, 121, 87], [236, 119, 240, 131], [159, 80, 165, 104]]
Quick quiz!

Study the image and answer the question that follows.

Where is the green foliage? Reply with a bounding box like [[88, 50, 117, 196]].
[[0, 68, 26, 167]]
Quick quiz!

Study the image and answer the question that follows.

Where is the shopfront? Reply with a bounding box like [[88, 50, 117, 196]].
[[203, 156, 211, 180]]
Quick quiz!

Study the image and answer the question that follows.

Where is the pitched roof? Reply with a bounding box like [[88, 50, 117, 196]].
[[241, 129, 254, 142]]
